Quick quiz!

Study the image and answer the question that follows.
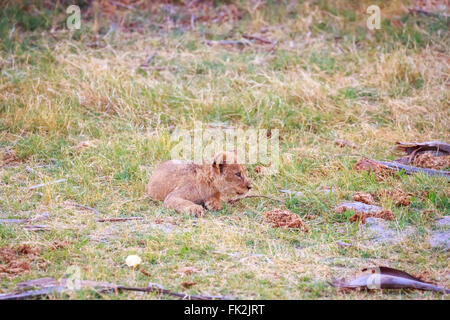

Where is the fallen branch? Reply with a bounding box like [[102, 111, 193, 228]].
[[29, 179, 67, 190], [228, 195, 283, 205], [376, 160, 450, 178], [96, 217, 143, 222], [0, 277, 229, 300]]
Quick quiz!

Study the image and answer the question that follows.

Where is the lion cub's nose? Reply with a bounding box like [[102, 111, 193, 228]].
[[247, 184, 252, 190]]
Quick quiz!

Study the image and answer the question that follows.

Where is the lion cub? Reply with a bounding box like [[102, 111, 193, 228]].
[[146, 151, 252, 217]]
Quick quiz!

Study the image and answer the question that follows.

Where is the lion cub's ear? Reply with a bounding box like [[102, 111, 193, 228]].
[[212, 151, 237, 173]]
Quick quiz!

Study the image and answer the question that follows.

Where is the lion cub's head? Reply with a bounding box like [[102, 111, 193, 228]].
[[210, 151, 252, 197]]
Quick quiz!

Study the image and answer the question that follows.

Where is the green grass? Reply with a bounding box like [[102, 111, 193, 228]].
[[0, 0, 449, 299]]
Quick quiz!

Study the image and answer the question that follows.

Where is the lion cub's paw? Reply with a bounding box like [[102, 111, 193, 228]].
[[185, 204, 206, 217], [204, 198, 223, 211]]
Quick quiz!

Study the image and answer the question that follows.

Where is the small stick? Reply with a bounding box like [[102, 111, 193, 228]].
[[204, 39, 251, 46], [190, 14, 195, 30], [408, 8, 446, 17], [228, 195, 283, 205], [29, 179, 67, 190], [144, 52, 157, 65], [24, 225, 50, 232], [0, 212, 49, 224], [96, 217, 143, 222], [242, 33, 273, 44], [115, 285, 229, 300], [72, 204, 101, 215]]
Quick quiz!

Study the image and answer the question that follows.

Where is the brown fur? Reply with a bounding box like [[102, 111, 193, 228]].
[[145, 151, 252, 216]]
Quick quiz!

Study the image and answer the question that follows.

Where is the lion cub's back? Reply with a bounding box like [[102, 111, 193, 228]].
[[145, 160, 197, 200]]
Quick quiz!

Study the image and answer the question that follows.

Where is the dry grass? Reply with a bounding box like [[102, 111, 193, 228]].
[[0, 0, 449, 299]]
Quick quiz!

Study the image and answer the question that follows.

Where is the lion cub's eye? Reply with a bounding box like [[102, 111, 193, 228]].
[[235, 172, 242, 179]]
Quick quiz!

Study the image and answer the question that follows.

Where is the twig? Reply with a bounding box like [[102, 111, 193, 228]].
[[147, 53, 157, 64], [228, 195, 283, 205], [23, 225, 50, 232], [204, 39, 251, 46], [72, 204, 101, 215], [190, 14, 195, 30], [242, 33, 273, 44], [29, 179, 67, 190], [96, 217, 143, 222], [108, 0, 137, 10], [0, 212, 49, 224], [267, 39, 279, 53], [408, 8, 448, 18], [115, 285, 228, 300]]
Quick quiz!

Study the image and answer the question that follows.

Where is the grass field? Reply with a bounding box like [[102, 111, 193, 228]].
[[0, 0, 449, 299]]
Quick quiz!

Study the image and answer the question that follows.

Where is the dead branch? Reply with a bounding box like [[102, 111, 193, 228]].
[[375, 160, 450, 178], [0, 278, 229, 300]]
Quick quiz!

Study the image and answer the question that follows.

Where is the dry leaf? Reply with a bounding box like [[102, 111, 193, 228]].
[[181, 281, 197, 288], [331, 266, 449, 293], [140, 269, 151, 277]]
